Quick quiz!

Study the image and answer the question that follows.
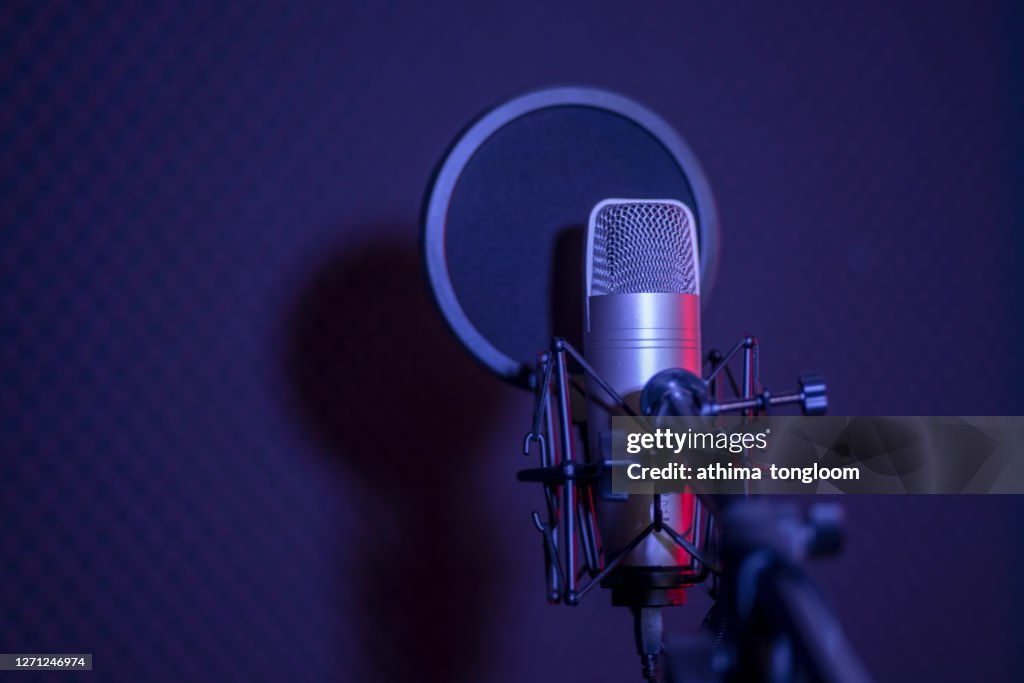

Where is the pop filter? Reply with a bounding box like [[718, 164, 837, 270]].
[[421, 86, 719, 388]]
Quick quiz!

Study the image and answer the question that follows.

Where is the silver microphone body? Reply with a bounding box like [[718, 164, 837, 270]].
[[583, 199, 701, 573]]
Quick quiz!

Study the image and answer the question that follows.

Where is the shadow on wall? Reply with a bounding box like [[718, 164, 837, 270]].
[[282, 235, 504, 682]]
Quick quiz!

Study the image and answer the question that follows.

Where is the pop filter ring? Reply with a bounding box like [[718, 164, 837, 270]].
[[422, 86, 720, 388]]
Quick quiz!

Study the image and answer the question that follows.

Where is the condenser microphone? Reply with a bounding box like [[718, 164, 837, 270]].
[[583, 198, 702, 601]]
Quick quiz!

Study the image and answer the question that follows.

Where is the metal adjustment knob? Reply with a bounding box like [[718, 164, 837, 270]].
[[805, 503, 843, 557], [798, 373, 827, 415]]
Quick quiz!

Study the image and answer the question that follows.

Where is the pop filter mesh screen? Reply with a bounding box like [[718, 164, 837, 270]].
[[444, 105, 697, 372]]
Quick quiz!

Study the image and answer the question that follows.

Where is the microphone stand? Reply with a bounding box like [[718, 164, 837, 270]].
[[663, 500, 873, 683]]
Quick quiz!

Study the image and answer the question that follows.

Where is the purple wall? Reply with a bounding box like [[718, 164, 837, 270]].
[[2, 2, 1022, 681]]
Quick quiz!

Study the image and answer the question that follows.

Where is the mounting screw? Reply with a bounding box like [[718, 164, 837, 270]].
[[756, 390, 771, 411], [562, 461, 576, 479]]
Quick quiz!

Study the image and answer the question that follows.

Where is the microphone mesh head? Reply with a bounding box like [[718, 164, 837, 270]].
[[590, 200, 699, 296]]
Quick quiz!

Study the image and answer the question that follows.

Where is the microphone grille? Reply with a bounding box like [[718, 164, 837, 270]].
[[590, 200, 699, 296]]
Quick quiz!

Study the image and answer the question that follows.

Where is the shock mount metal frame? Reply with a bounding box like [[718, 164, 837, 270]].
[[518, 335, 827, 608]]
